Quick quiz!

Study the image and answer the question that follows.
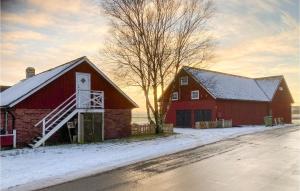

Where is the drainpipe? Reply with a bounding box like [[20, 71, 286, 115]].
[[6, 108, 15, 130]]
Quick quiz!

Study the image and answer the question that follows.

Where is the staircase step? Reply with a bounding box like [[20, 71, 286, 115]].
[[28, 143, 34, 148]]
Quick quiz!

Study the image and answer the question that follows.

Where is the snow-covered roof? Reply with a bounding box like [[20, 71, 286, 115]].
[[0, 57, 138, 107], [255, 76, 283, 100], [184, 67, 283, 102]]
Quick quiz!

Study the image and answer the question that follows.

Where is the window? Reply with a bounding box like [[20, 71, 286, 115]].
[[191, 90, 199, 100], [180, 76, 188, 85], [172, 92, 179, 101], [279, 86, 283, 91]]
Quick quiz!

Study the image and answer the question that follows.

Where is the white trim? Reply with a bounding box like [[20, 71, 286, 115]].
[[171, 92, 179, 101], [191, 90, 199, 100], [180, 76, 188, 86], [77, 108, 104, 113], [83, 58, 138, 107], [8, 57, 138, 108]]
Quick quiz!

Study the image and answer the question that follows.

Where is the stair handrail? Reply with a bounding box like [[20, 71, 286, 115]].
[[44, 97, 76, 127], [34, 92, 76, 127], [44, 101, 76, 132]]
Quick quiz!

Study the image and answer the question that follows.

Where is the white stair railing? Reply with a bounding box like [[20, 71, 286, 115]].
[[32, 90, 104, 148]]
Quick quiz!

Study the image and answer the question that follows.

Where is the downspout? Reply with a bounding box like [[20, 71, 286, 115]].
[[6, 108, 15, 130]]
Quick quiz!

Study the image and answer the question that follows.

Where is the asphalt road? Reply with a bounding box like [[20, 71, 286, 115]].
[[39, 126, 300, 191]]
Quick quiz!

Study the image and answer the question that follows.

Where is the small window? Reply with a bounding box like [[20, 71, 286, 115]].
[[279, 86, 283, 91], [191, 90, 199, 100], [180, 76, 188, 85], [172, 92, 179, 101]]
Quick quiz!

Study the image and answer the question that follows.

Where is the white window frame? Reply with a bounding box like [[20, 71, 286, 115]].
[[180, 76, 188, 86], [191, 90, 199, 100], [172, 92, 179, 101]]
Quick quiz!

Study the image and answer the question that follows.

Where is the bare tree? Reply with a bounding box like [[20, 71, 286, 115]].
[[101, 0, 214, 133]]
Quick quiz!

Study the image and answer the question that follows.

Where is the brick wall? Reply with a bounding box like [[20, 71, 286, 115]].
[[104, 109, 132, 139], [8, 108, 132, 147], [13, 109, 51, 146]]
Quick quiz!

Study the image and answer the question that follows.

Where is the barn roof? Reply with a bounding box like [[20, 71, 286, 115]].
[[255, 76, 283, 100], [0, 56, 138, 108], [183, 67, 283, 102]]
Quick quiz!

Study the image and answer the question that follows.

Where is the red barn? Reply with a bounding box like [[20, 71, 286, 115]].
[[160, 66, 293, 127], [0, 56, 137, 148]]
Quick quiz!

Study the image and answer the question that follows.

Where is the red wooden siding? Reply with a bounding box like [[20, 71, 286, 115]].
[[270, 79, 292, 123], [15, 61, 135, 109], [216, 100, 269, 125], [163, 70, 216, 127], [160, 70, 214, 111]]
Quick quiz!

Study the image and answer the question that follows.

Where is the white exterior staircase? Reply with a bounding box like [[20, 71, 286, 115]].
[[29, 90, 104, 148]]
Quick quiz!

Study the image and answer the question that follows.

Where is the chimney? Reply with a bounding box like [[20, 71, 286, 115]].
[[26, 67, 35, 78]]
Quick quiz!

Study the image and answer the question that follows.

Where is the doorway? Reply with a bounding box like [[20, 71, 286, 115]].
[[176, 110, 192, 127], [76, 72, 91, 108]]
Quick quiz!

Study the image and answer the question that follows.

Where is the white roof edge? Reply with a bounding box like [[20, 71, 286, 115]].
[[7, 57, 138, 108], [8, 57, 85, 107], [83, 58, 139, 108]]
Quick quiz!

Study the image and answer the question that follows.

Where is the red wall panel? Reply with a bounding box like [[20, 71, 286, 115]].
[[216, 100, 269, 126], [270, 80, 292, 123], [165, 100, 216, 127], [15, 61, 135, 109]]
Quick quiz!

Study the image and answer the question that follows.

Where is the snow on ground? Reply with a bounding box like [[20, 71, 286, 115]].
[[0, 125, 296, 190]]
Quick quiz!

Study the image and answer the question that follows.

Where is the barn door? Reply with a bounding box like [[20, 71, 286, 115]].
[[76, 72, 91, 108], [194, 110, 212, 122], [176, 110, 191, 127]]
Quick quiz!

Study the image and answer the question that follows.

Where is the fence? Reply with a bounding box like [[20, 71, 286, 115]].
[[131, 124, 155, 135], [131, 123, 174, 136], [195, 119, 232, 129], [162, 123, 173, 134]]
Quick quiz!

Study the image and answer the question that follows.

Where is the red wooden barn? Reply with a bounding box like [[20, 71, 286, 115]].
[[0, 56, 138, 148], [160, 66, 293, 127]]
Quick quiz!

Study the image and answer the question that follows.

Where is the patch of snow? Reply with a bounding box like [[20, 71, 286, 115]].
[[0, 125, 295, 191], [0, 57, 84, 107]]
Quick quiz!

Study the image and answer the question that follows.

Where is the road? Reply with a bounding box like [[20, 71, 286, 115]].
[[39, 126, 300, 191]]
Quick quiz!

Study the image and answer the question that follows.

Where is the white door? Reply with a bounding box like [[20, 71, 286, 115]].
[[76, 73, 91, 108]]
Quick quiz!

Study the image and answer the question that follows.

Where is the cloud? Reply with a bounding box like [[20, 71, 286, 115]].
[[1, 12, 54, 27], [0, 0, 299, 107], [27, 0, 90, 13], [1, 31, 48, 41]]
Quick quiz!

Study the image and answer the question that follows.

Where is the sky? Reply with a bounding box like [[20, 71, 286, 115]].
[[1, 0, 300, 114]]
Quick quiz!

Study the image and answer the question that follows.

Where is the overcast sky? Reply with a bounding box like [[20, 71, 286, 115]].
[[1, 0, 299, 113]]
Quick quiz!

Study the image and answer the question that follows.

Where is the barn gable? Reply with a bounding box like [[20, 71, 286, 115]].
[[0, 57, 138, 108]]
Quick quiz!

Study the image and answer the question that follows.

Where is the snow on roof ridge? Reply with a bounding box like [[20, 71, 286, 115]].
[[183, 66, 274, 102], [254, 75, 283, 80], [31, 56, 86, 77], [183, 66, 253, 79]]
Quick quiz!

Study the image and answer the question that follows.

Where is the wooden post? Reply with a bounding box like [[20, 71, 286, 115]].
[[13, 129, 16, 148], [42, 118, 45, 146]]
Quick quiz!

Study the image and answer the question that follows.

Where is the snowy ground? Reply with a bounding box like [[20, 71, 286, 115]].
[[0, 125, 296, 191]]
